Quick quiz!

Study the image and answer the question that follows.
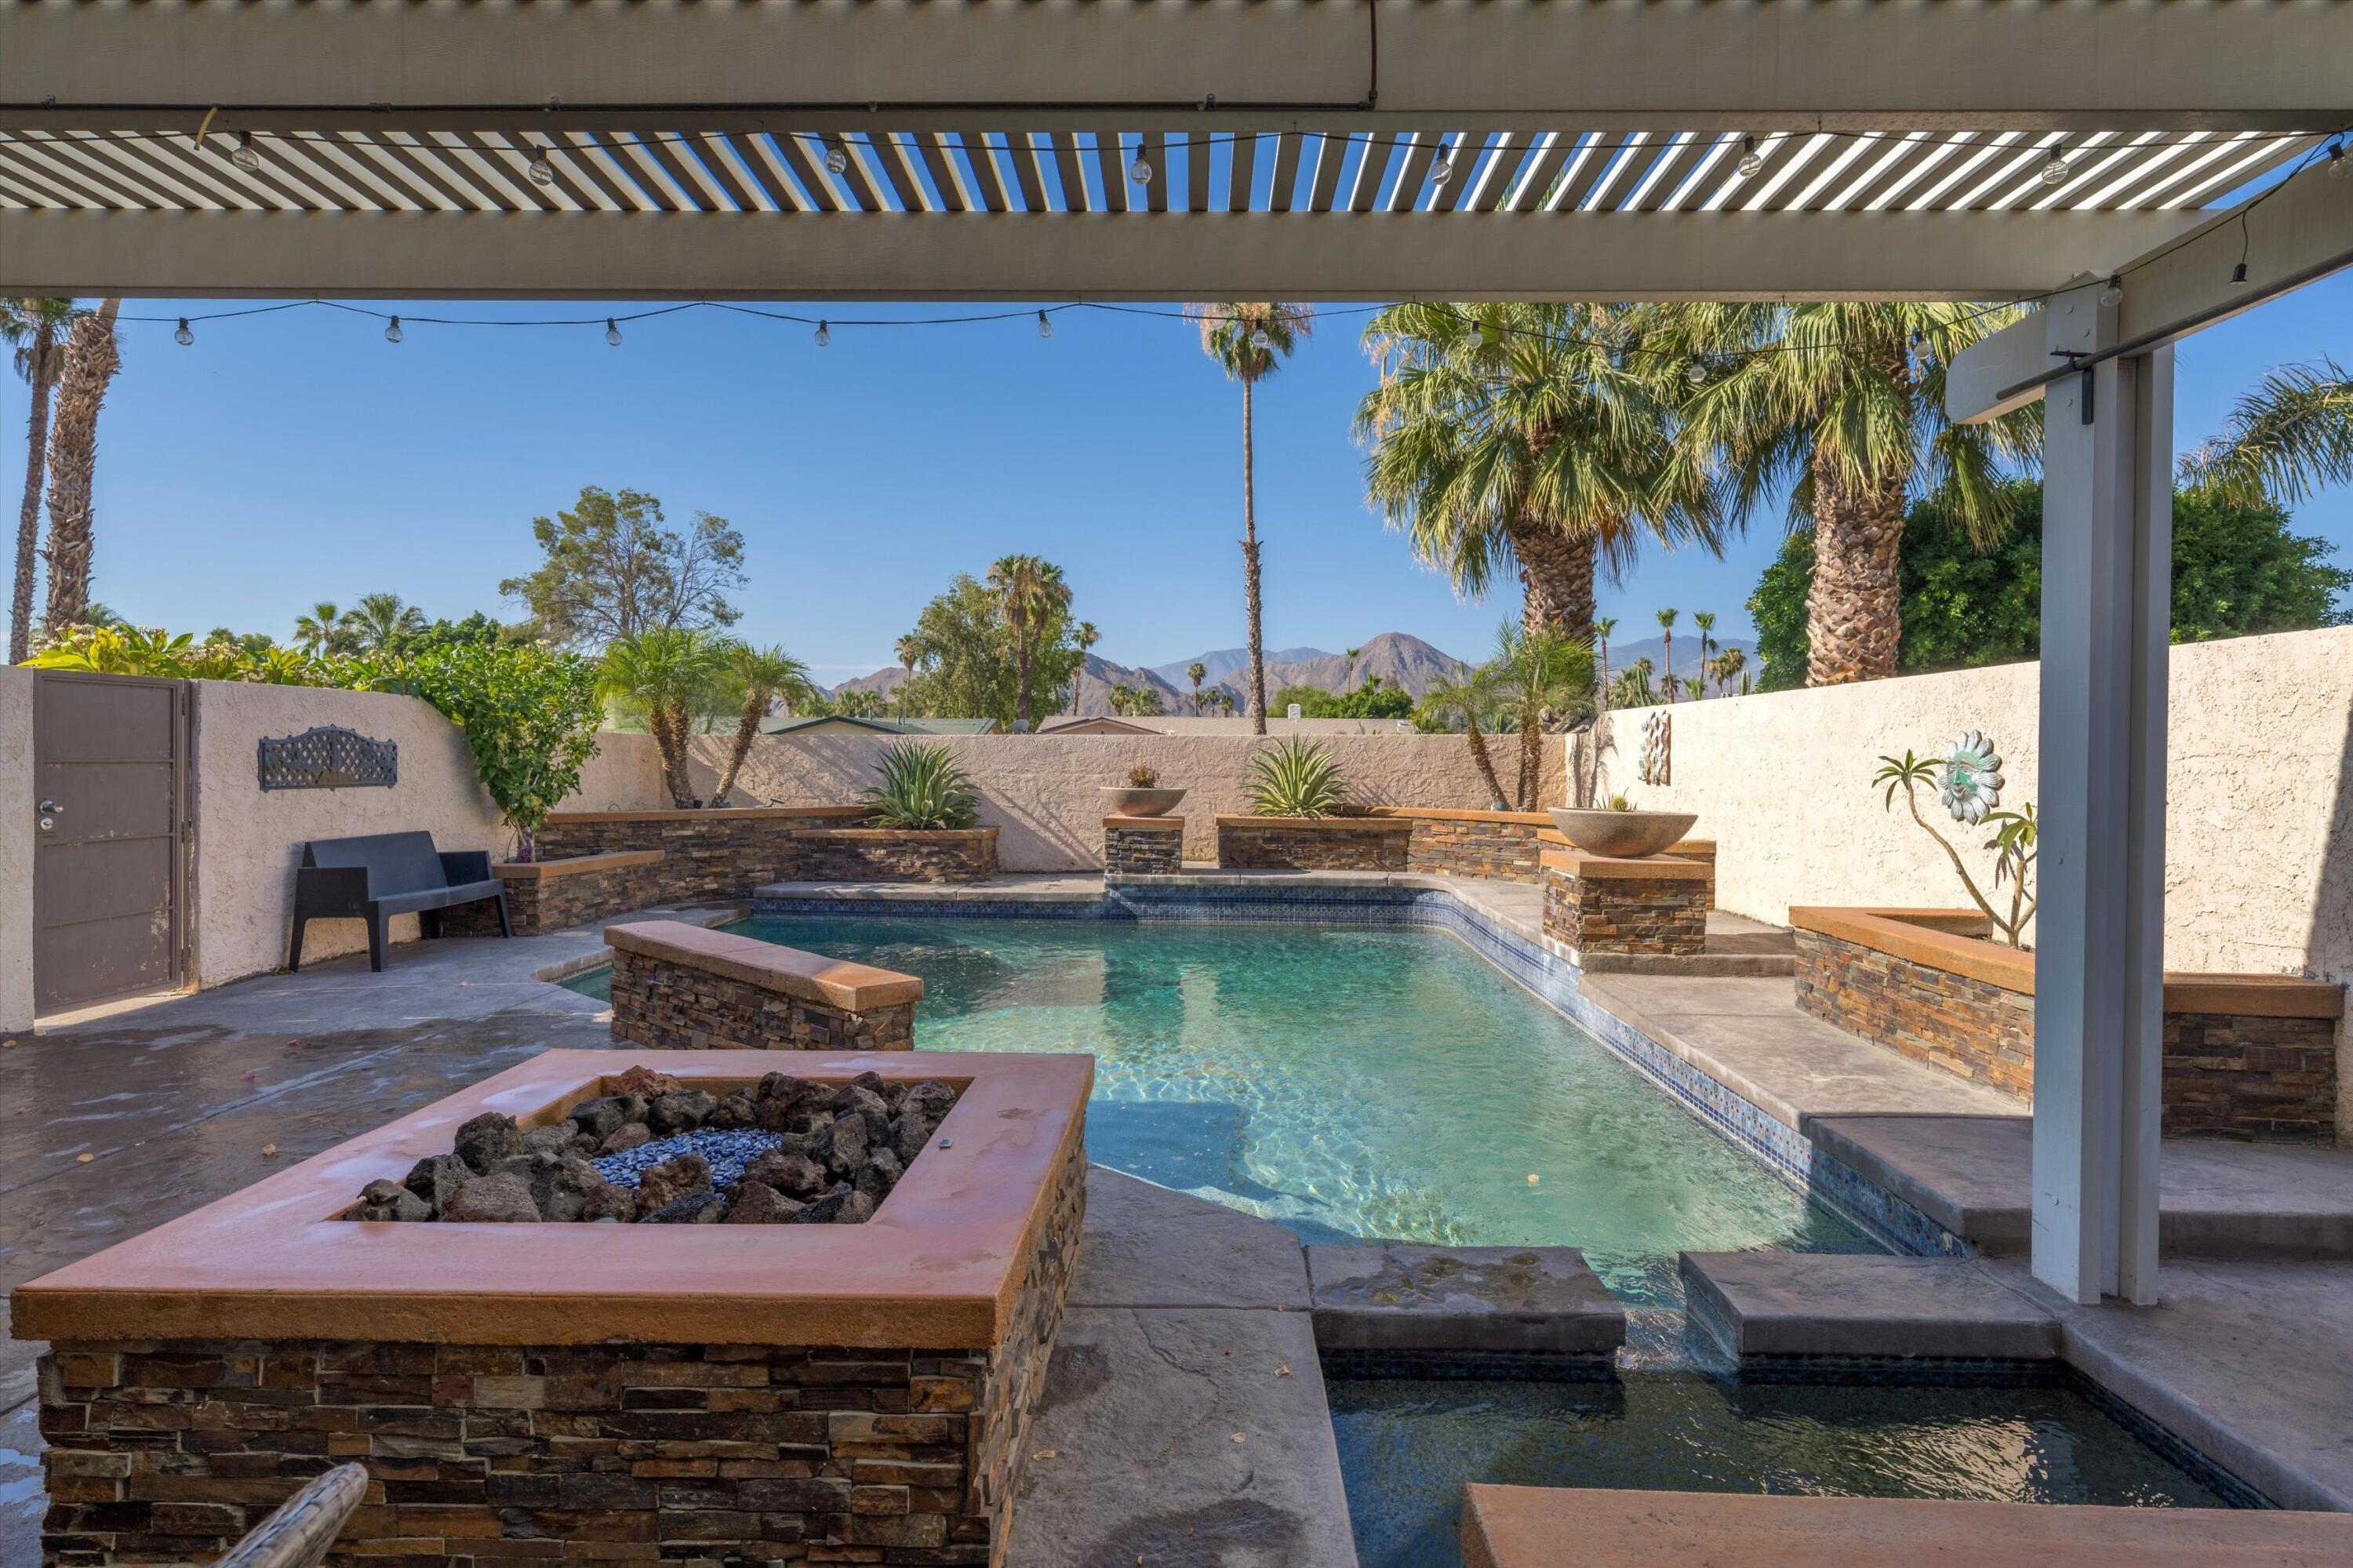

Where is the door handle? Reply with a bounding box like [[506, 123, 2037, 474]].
[[38, 799, 61, 833]]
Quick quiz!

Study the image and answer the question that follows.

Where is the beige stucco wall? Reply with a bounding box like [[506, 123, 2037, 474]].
[[690, 731, 1557, 871], [0, 668, 33, 1032], [1585, 626, 2353, 1130]]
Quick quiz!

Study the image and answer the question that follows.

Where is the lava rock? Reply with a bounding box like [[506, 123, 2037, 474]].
[[611, 1064, 683, 1099], [581, 1182, 637, 1223], [707, 1090, 758, 1130], [453, 1111, 522, 1175], [903, 1081, 958, 1125], [853, 1151, 900, 1206], [756, 1071, 820, 1108], [404, 1154, 472, 1213], [723, 1184, 805, 1224], [786, 1108, 832, 1139], [648, 1089, 718, 1136], [830, 1084, 889, 1120], [741, 1149, 827, 1199], [519, 1123, 576, 1158], [816, 1110, 871, 1176], [443, 1171, 541, 1223], [600, 1122, 652, 1156], [569, 1093, 646, 1142], [539, 1155, 609, 1222], [795, 1187, 876, 1225], [635, 1152, 713, 1217], [887, 1114, 933, 1166], [358, 1179, 431, 1222], [642, 1191, 727, 1224]]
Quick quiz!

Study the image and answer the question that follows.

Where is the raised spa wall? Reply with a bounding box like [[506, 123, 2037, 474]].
[[1791, 907, 2343, 1143], [607, 919, 922, 1053], [20, 1050, 1093, 1568], [534, 807, 998, 899]]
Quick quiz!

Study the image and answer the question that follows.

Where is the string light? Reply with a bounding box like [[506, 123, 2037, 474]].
[[1035, 310, 1053, 339], [231, 130, 260, 173], [1129, 140, 1155, 185], [173, 318, 193, 347], [824, 142, 848, 175], [1428, 145, 1456, 185], [2230, 261, 2249, 287], [1908, 329, 1927, 362], [1736, 136, 1763, 178], [1685, 353, 1707, 386], [384, 315, 404, 344], [813, 319, 831, 347], [605, 318, 623, 347], [2329, 140, 2350, 181], [527, 145, 555, 187], [2100, 275, 2124, 307], [2039, 142, 2070, 184]]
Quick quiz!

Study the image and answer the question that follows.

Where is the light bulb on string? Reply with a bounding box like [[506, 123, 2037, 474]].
[[2099, 275, 2124, 307], [1909, 329, 1928, 364], [824, 142, 848, 175], [1429, 147, 1455, 185], [605, 318, 623, 347], [384, 315, 404, 344], [813, 320, 831, 347], [173, 318, 194, 347], [1129, 142, 1155, 185], [1685, 354, 1708, 387], [1736, 136, 1763, 178], [2230, 261, 2249, 287], [2039, 142, 2069, 184], [2329, 140, 2349, 180], [527, 147, 555, 187], [1035, 310, 1053, 340], [231, 130, 260, 173]]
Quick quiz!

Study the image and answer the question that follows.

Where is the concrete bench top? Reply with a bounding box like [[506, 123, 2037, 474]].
[[1101, 813, 1184, 829], [493, 849, 663, 881], [1212, 813, 1415, 830], [606, 919, 924, 1010], [543, 805, 874, 823], [1539, 848, 1712, 879]]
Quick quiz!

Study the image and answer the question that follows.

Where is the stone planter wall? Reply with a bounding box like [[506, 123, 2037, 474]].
[[1213, 815, 1412, 871], [1365, 808, 1715, 900], [534, 807, 871, 902], [1540, 852, 1711, 957], [439, 850, 664, 937], [608, 920, 921, 1052], [793, 828, 998, 885], [1791, 908, 2342, 1141], [1104, 815, 1184, 876]]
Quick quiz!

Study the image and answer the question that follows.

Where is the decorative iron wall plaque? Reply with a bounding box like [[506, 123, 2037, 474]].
[[258, 726, 399, 791], [1639, 711, 1671, 786]]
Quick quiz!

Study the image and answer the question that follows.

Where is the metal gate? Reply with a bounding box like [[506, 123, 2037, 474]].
[[31, 671, 189, 1013]]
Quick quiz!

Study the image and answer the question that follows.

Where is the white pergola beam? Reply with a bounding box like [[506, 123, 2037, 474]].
[[3, 0, 2344, 133], [0, 208, 2210, 301]]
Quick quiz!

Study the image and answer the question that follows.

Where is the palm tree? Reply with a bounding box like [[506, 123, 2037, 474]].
[[293, 602, 347, 657], [1710, 645, 1747, 697], [1649, 300, 2038, 686], [1187, 660, 1208, 714], [1690, 610, 1717, 698], [599, 628, 731, 808], [1341, 646, 1362, 690], [985, 553, 1072, 732], [1358, 302, 1723, 645], [1655, 608, 1678, 700], [2177, 357, 2353, 505], [1609, 657, 1660, 709], [3, 298, 75, 663], [38, 298, 122, 633], [714, 643, 813, 806], [340, 591, 427, 655], [1490, 621, 1597, 811], [1189, 301, 1313, 734], [1593, 616, 1618, 702], [1420, 664, 1512, 809]]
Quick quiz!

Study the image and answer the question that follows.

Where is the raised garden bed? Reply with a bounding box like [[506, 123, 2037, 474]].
[[793, 825, 998, 884], [535, 805, 874, 900], [1791, 906, 2342, 1142], [1363, 806, 1714, 897], [438, 848, 664, 937], [16, 1047, 1093, 1566], [1540, 849, 1713, 959], [607, 919, 923, 1052], [1214, 813, 1413, 871]]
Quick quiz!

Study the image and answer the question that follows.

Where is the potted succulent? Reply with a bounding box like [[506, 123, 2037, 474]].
[[1548, 793, 1697, 859], [1101, 762, 1187, 817]]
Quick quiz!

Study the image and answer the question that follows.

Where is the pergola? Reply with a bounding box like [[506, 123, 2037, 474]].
[[3, 0, 2349, 1307]]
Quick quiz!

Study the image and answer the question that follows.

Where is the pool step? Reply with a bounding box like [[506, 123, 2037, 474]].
[[1307, 1243, 1627, 1378], [1679, 1251, 2060, 1377]]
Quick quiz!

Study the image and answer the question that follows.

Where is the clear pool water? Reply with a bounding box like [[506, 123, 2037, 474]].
[[579, 916, 1875, 1303], [1330, 1377, 2228, 1568]]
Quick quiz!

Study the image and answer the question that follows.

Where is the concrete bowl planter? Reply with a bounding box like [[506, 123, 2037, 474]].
[[1100, 785, 1187, 817], [1547, 807, 1698, 860]]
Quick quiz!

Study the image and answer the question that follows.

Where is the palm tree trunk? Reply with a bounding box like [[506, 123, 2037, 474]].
[[655, 705, 695, 808], [1242, 377, 1268, 734], [1516, 705, 1541, 812], [1015, 641, 1035, 733], [1661, 630, 1672, 700], [1464, 719, 1508, 809], [40, 299, 120, 633], [1804, 453, 1907, 685], [715, 697, 762, 806], [9, 311, 56, 664], [1507, 519, 1598, 641]]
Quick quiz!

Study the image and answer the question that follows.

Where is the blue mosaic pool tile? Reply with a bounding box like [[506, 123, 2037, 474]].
[[1318, 1348, 1620, 1383]]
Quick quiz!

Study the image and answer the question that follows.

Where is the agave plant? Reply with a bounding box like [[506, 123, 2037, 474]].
[[863, 741, 980, 831], [1246, 737, 1349, 818]]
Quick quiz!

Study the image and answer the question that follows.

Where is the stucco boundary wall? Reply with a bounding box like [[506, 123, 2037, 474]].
[[1583, 626, 2353, 1138]]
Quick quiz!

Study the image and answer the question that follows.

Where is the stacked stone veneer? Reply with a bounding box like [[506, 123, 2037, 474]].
[[1540, 854, 1711, 957], [1794, 914, 2340, 1141], [1214, 816, 1412, 871], [440, 852, 664, 938], [1364, 809, 1717, 903], [609, 923, 918, 1053], [1102, 816, 1183, 876], [793, 830, 998, 885], [35, 1133, 1087, 1567], [535, 809, 867, 902]]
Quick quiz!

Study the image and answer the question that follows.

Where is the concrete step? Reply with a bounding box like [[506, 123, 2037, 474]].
[[1307, 1242, 1626, 1378], [1679, 1251, 2059, 1370]]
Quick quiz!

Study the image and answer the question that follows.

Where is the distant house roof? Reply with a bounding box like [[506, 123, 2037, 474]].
[[759, 715, 1002, 737], [1037, 716, 1164, 737]]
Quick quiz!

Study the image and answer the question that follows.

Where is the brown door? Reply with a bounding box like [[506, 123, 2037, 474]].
[[32, 671, 189, 1012]]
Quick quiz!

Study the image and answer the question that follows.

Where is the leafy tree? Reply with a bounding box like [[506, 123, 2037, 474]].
[[715, 643, 813, 806], [500, 486, 746, 649], [4, 297, 75, 664], [1608, 657, 1661, 709], [1191, 301, 1312, 732], [294, 601, 351, 656], [899, 571, 1082, 727], [598, 628, 733, 808], [406, 642, 605, 860], [1417, 664, 1512, 808], [1272, 677, 1414, 721], [2177, 357, 2353, 506], [1358, 301, 1721, 642], [987, 553, 1074, 731], [1108, 682, 1166, 718], [1490, 622, 1596, 809], [340, 591, 428, 656]]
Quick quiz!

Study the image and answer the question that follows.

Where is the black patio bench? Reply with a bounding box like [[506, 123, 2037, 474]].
[[287, 831, 510, 973]]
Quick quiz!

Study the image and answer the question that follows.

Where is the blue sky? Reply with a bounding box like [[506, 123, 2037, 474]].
[[6, 272, 2348, 678]]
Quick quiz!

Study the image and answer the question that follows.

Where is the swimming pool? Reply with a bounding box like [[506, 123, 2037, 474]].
[[576, 915, 1874, 1304]]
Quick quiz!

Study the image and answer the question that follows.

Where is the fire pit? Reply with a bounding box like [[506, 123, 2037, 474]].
[[16, 1048, 1091, 1567]]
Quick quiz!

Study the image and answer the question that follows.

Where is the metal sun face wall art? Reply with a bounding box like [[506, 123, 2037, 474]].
[[1940, 730, 2004, 824]]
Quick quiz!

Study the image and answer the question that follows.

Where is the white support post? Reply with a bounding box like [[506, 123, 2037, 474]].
[[2031, 286, 2171, 1305]]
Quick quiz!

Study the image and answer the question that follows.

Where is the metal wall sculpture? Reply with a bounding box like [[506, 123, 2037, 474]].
[[258, 726, 399, 791], [1639, 711, 1671, 786]]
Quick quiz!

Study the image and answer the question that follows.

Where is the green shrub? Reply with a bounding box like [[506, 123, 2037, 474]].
[[1246, 737, 1349, 818], [406, 642, 606, 857], [863, 741, 980, 830]]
